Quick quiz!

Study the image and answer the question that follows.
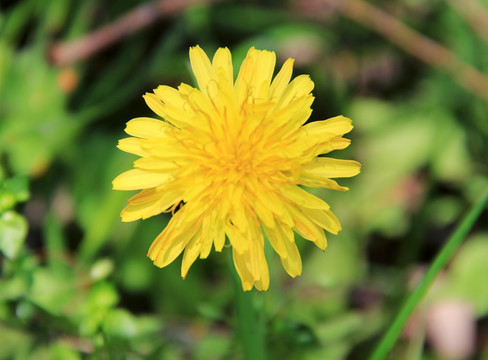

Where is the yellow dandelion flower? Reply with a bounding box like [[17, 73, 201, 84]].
[[113, 46, 360, 291]]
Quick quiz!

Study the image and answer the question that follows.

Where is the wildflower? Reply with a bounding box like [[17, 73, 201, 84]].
[[113, 46, 360, 291]]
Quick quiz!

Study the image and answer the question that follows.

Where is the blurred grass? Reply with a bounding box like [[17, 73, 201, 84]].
[[1, 0, 488, 359]]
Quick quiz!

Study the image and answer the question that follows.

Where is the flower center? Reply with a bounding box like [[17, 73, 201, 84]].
[[216, 140, 258, 182]]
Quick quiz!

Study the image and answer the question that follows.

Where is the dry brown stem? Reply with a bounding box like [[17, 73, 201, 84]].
[[323, 0, 488, 101], [446, 0, 488, 47], [50, 0, 218, 66]]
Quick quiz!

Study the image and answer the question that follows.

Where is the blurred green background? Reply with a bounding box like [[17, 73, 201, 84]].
[[1, 0, 488, 359]]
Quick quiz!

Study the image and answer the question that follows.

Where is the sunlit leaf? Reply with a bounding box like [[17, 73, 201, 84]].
[[0, 211, 27, 259]]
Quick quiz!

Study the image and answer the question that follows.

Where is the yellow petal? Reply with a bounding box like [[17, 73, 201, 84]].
[[303, 115, 353, 137], [302, 207, 342, 235], [181, 180, 211, 203], [259, 185, 294, 226], [181, 230, 202, 278], [186, 89, 219, 130], [154, 85, 186, 108], [125, 117, 171, 138], [212, 47, 233, 87], [254, 180, 287, 217], [112, 169, 172, 190], [133, 157, 179, 171], [234, 47, 256, 103], [128, 187, 179, 208], [264, 222, 301, 277], [225, 222, 247, 255], [235, 48, 276, 103], [287, 204, 328, 249], [274, 74, 314, 110], [214, 66, 238, 120], [281, 184, 330, 210], [122, 189, 160, 221], [266, 94, 314, 141], [149, 229, 193, 268], [143, 93, 166, 119], [250, 195, 275, 228], [315, 137, 352, 155], [232, 248, 255, 291], [212, 219, 226, 252], [281, 241, 302, 278], [126, 188, 159, 205], [303, 158, 361, 178], [121, 188, 181, 222], [189, 45, 213, 94], [269, 58, 294, 100], [249, 49, 276, 100], [298, 174, 349, 191], [229, 204, 248, 234], [152, 98, 199, 130], [199, 214, 214, 259], [247, 241, 270, 291], [231, 223, 268, 291], [178, 83, 194, 96], [148, 207, 200, 267], [254, 249, 270, 291], [121, 202, 160, 222], [263, 222, 286, 259], [117, 137, 150, 157], [246, 220, 265, 280], [140, 139, 189, 159]]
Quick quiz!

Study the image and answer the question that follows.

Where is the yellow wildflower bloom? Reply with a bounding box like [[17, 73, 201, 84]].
[[113, 46, 360, 291]]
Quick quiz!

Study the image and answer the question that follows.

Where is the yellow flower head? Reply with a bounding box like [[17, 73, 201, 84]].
[[113, 46, 360, 291]]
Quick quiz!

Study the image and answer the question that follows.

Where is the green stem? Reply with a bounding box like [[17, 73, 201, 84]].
[[370, 190, 488, 360], [229, 251, 267, 360]]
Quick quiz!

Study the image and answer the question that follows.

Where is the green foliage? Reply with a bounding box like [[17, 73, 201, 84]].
[[0, 174, 28, 260], [433, 233, 488, 316], [0, 46, 77, 175], [1, 0, 488, 359]]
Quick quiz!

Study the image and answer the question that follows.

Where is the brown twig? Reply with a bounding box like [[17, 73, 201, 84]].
[[50, 0, 218, 66], [323, 0, 488, 101], [446, 0, 488, 47]]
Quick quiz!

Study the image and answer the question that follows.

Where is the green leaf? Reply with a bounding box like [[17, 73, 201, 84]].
[[304, 231, 364, 289], [194, 334, 231, 360], [0, 322, 32, 359], [435, 233, 488, 317], [15, 300, 36, 321], [90, 258, 114, 281], [0, 40, 14, 97], [3, 175, 29, 202], [0, 46, 78, 175], [77, 281, 119, 336], [0, 210, 27, 259], [0, 172, 27, 212], [102, 309, 137, 339], [118, 256, 152, 292], [28, 266, 75, 315], [314, 312, 364, 344], [0, 193, 15, 213], [88, 281, 119, 310], [51, 343, 82, 360], [0, 275, 29, 300]]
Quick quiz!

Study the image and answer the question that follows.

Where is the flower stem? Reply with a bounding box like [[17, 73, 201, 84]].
[[229, 252, 267, 360], [369, 190, 488, 360]]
